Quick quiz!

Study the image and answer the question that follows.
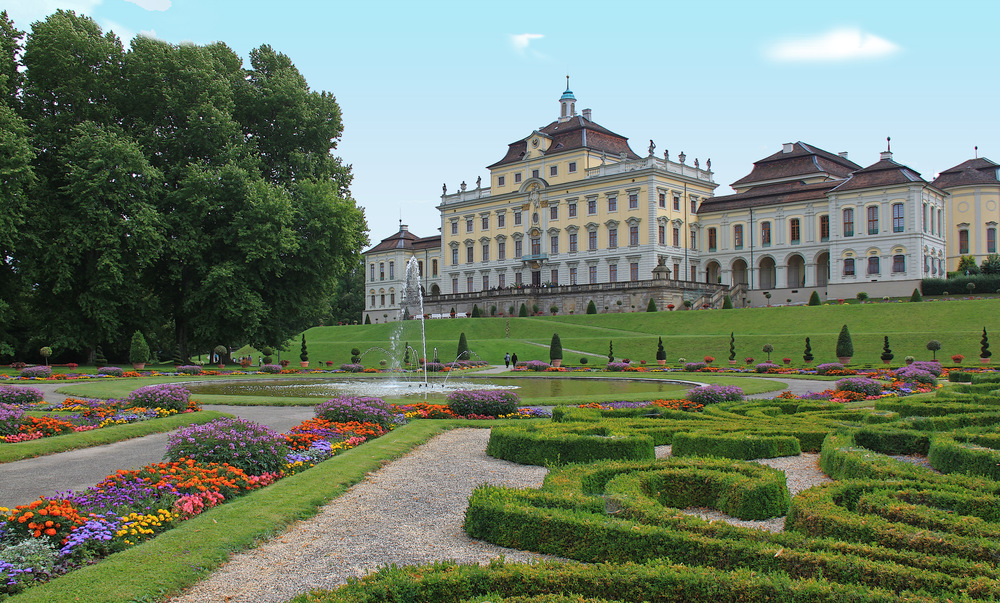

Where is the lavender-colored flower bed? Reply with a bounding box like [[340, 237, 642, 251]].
[[165, 418, 288, 474], [446, 389, 520, 417], [687, 384, 744, 405], [125, 384, 191, 411], [0, 385, 44, 407], [315, 396, 401, 428]]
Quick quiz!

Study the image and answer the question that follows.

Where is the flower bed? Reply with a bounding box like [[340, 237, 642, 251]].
[[0, 409, 395, 597], [687, 384, 744, 405]]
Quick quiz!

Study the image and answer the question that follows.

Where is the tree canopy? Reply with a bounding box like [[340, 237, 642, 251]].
[[0, 10, 367, 363]]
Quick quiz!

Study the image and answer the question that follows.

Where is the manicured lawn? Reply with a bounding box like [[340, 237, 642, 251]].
[[253, 298, 998, 370]]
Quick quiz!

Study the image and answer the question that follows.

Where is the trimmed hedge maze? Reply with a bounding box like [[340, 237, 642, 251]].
[[295, 375, 1000, 603]]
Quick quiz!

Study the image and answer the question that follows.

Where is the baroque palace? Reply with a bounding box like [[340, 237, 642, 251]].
[[362, 84, 1000, 324]]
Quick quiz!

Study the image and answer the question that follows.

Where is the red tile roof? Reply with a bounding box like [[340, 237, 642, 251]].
[[487, 115, 640, 169], [731, 142, 860, 188], [698, 180, 837, 213], [829, 154, 926, 193], [364, 229, 441, 254], [931, 157, 1000, 189]]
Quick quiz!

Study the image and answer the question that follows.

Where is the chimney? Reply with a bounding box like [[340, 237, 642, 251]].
[[582, 108, 592, 121], [838, 151, 849, 159], [880, 151, 893, 161], [782, 143, 794, 154]]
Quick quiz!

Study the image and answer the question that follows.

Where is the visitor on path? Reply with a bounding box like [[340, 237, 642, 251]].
[[511, 352, 518, 369], [504, 352, 511, 368]]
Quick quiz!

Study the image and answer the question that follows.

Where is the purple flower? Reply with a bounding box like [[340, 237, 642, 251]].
[[687, 385, 744, 405]]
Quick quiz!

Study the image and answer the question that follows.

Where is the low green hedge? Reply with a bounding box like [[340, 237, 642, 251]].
[[486, 424, 654, 466], [287, 559, 944, 603], [671, 431, 800, 460], [928, 434, 1000, 480]]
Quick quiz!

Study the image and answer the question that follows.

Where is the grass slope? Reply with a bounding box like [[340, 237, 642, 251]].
[[291, 300, 997, 368]]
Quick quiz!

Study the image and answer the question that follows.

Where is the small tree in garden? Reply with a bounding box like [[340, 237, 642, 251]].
[[836, 325, 854, 360], [549, 333, 563, 363], [95, 345, 108, 366], [403, 343, 410, 366], [926, 340, 942, 360], [982, 327, 992, 360], [808, 291, 821, 306], [262, 347, 274, 364], [647, 298, 657, 312], [763, 292, 772, 306], [39, 346, 52, 366], [350, 347, 361, 363], [656, 337, 666, 362], [729, 332, 736, 362], [856, 291, 869, 302], [519, 303, 528, 317], [881, 336, 894, 363], [213, 345, 228, 365], [722, 294, 733, 309], [910, 288, 922, 302], [550, 305, 559, 315], [129, 332, 150, 366], [457, 332, 470, 361], [762, 344, 774, 362], [364, 315, 371, 324], [300, 335, 308, 363], [586, 300, 597, 314], [803, 337, 813, 363], [608, 340, 614, 363], [471, 304, 482, 318]]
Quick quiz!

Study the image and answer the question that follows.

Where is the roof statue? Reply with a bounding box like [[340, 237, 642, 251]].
[[648, 139, 655, 156]]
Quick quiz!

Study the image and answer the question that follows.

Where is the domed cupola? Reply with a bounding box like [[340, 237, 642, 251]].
[[558, 76, 576, 122]]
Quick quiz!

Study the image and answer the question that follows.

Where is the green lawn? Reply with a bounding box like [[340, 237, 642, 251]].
[[259, 298, 996, 369]]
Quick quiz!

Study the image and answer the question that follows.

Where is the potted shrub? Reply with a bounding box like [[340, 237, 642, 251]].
[[213, 345, 228, 368], [704, 355, 715, 365], [729, 332, 737, 365], [129, 331, 150, 369], [836, 325, 853, 364], [926, 340, 942, 361], [880, 336, 894, 365], [904, 355, 915, 365], [803, 337, 813, 364], [762, 344, 774, 362], [549, 333, 563, 367], [262, 346, 274, 365], [300, 334, 309, 367], [39, 346, 52, 366], [981, 327, 992, 364], [951, 354, 964, 364]]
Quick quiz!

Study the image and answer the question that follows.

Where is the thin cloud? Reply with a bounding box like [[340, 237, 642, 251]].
[[4, 0, 102, 27], [766, 27, 900, 62], [510, 33, 544, 56], [124, 0, 171, 10]]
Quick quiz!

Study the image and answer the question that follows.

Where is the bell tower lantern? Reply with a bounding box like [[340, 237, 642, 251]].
[[558, 76, 576, 122]]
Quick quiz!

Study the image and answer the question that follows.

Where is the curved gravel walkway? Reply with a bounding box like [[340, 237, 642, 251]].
[[169, 428, 553, 603]]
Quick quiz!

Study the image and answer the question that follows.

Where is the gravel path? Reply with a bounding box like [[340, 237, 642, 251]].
[[169, 428, 553, 603]]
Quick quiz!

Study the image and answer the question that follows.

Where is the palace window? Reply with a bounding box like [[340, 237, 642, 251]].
[[733, 224, 743, 249], [690, 198, 697, 213], [988, 227, 997, 254], [589, 265, 597, 283], [467, 276, 474, 291], [659, 192, 666, 208], [761, 221, 771, 246], [569, 266, 577, 284], [514, 212, 522, 225], [867, 256, 880, 275], [498, 175, 505, 187], [790, 218, 800, 244], [587, 199, 597, 215], [892, 254, 905, 273], [843, 258, 855, 276], [482, 274, 489, 289], [608, 228, 618, 248], [568, 162, 577, 173], [514, 173, 522, 183], [658, 225, 665, 245], [482, 215, 489, 230], [379, 262, 385, 280], [959, 228, 970, 254], [588, 231, 597, 250], [452, 277, 458, 292], [532, 169, 539, 179], [843, 208, 854, 237], [482, 242, 489, 262], [708, 227, 717, 251], [568, 203, 577, 217], [515, 272, 522, 285], [370, 263, 375, 280], [569, 233, 578, 252], [466, 246, 474, 263], [609, 264, 618, 283], [867, 206, 879, 235], [673, 194, 680, 210], [550, 165, 558, 177], [608, 196, 617, 212], [550, 205, 558, 220], [498, 241, 506, 260], [628, 193, 638, 209], [550, 235, 559, 254], [672, 227, 680, 247], [498, 273, 505, 287], [432, 259, 438, 277], [497, 213, 505, 228], [531, 237, 541, 255], [630, 262, 639, 281], [690, 227, 697, 250], [629, 225, 639, 246], [451, 248, 458, 265], [892, 203, 904, 233], [451, 222, 458, 235], [550, 269, 558, 284], [466, 218, 473, 233], [388, 261, 394, 279], [820, 215, 830, 241]]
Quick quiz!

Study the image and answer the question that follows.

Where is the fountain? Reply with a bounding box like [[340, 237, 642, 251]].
[[395, 257, 428, 385]]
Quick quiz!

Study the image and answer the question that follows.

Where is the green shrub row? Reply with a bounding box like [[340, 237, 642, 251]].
[[599, 458, 790, 520], [873, 399, 998, 417], [486, 424, 654, 466], [288, 559, 952, 603], [928, 435, 1000, 480], [462, 458, 1000, 598], [671, 431, 801, 460]]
